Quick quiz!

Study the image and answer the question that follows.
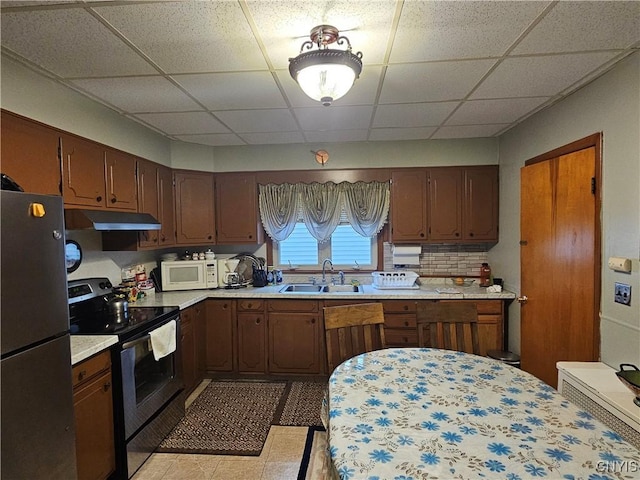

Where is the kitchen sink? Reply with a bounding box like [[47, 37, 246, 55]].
[[279, 284, 363, 293], [279, 284, 324, 293]]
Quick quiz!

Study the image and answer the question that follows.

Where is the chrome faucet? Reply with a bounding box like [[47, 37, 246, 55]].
[[321, 258, 333, 283], [338, 271, 345, 285]]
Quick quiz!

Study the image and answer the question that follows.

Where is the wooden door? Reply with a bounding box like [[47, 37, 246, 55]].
[[60, 134, 105, 208], [520, 136, 600, 387], [136, 159, 159, 248], [428, 168, 462, 241], [390, 169, 428, 242], [1, 110, 61, 195]]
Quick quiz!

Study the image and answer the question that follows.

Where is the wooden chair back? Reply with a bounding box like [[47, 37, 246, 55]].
[[323, 303, 386, 373], [416, 302, 480, 354]]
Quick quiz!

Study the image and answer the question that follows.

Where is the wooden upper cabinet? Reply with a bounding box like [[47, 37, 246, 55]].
[[60, 133, 106, 208], [137, 159, 160, 248], [428, 168, 463, 241], [390, 169, 428, 243], [157, 164, 175, 247], [60, 134, 136, 211], [104, 148, 137, 211], [174, 170, 215, 245], [0, 110, 61, 196], [215, 172, 263, 244], [464, 166, 498, 241]]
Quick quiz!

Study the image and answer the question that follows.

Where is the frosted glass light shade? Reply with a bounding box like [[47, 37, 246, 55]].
[[297, 64, 356, 106]]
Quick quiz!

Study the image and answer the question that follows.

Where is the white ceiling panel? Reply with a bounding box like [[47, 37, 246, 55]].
[[391, 1, 550, 63], [94, 1, 267, 73], [447, 98, 550, 126], [373, 102, 459, 128], [70, 76, 202, 112], [215, 109, 299, 133], [175, 71, 287, 110], [2, 1, 638, 146], [0, 8, 156, 77], [513, 1, 640, 55], [133, 112, 230, 135], [471, 52, 621, 99], [380, 60, 496, 103]]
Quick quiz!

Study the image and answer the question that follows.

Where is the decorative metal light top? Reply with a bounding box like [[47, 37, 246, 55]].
[[289, 25, 363, 106]]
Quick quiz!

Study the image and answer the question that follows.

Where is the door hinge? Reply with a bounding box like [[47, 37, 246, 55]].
[[591, 177, 596, 195]]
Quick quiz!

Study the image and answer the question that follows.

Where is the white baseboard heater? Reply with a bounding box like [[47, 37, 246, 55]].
[[557, 362, 640, 450]]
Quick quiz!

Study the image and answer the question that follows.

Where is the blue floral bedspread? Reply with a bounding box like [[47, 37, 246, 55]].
[[328, 348, 639, 480]]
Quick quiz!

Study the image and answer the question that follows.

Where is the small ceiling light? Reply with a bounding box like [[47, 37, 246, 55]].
[[289, 25, 363, 106]]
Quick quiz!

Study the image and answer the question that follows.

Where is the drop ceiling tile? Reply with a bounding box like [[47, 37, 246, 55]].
[[513, 1, 640, 55], [432, 124, 508, 139], [174, 72, 287, 110], [472, 52, 620, 99], [214, 109, 298, 133], [447, 98, 550, 125], [70, 76, 201, 112], [247, 0, 395, 70], [173, 133, 246, 147], [133, 112, 230, 135], [304, 129, 369, 143], [369, 127, 438, 142], [0, 9, 155, 77], [380, 60, 496, 103], [294, 105, 374, 131], [391, 1, 549, 63], [239, 131, 306, 145], [373, 102, 459, 128], [94, 1, 267, 73]]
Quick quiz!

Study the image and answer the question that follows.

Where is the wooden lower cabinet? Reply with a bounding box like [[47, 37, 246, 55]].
[[180, 306, 197, 395], [205, 300, 235, 372], [268, 312, 322, 374], [237, 313, 266, 372], [72, 350, 116, 480]]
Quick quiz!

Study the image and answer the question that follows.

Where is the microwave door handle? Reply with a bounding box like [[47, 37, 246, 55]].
[[122, 334, 151, 350]]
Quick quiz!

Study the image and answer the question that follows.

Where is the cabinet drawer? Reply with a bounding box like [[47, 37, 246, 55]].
[[475, 300, 503, 315], [384, 314, 416, 329], [385, 329, 418, 346], [238, 299, 264, 311], [72, 350, 111, 388], [267, 299, 318, 313], [381, 300, 416, 313]]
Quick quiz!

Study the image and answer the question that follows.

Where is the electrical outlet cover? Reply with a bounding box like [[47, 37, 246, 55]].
[[614, 282, 631, 305]]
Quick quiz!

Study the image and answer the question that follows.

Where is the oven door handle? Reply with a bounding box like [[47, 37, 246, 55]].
[[122, 334, 151, 351]]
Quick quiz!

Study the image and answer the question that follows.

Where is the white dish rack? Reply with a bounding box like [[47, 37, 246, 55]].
[[372, 271, 419, 289]]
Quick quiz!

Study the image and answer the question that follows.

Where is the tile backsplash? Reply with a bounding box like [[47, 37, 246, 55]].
[[384, 243, 488, 277]]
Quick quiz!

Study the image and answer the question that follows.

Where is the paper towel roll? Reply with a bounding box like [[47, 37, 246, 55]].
[[392, 245, 421, 265]]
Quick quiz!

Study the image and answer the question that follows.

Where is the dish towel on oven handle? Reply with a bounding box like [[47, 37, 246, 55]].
[[149, 320, 176, 361]]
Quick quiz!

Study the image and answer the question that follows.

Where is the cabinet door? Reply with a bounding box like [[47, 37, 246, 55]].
[[157, 164, 175, 247], [268, 312, 321, 374], [237, 313, 266, 373], [174, 170, 215, 245], [464, 166, 499, 241], [104, 149, 137, 211], [181, 311, 197, 395], [215, 172, 263, 244], [428, 168, 463, 241], [60, 134, 105, 208], [194, 302, 206, 380], [390, 169, 428, 242], [74, 370, 115, 480], [205, 300, 235, 372], [137, 159, 159, 248], [1, 110, 61, 195]]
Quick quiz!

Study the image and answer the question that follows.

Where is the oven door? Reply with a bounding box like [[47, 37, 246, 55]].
[[119, 316, 183, 439]]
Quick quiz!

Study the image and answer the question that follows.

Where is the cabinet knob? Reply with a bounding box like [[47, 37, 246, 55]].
[[208, 235, 212, 240], [404, 321, 409, 326], [403, 305, 408, 311], [469, 232, 474, 237], [311, 318, 316, 324], [96, 196, 102, 202], [255, 318, 260, 325], [78, 370, 87, 380], [247, 303, 252, 309], [110, 196, 117, 204], [103, 381, 111, 392], [455, 232, 460, 237], [420, 232, 425, 237]]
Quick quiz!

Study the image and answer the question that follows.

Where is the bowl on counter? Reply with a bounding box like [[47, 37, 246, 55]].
[[450, 277, 475, 287]]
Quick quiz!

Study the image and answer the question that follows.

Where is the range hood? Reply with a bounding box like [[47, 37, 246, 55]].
[[65, 209, 161, 231]]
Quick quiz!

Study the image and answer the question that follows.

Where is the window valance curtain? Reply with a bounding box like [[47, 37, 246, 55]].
[[258, 181, 390, 243]]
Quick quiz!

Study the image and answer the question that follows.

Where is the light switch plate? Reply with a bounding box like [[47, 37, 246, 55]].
[[614, 282, 631, 305]]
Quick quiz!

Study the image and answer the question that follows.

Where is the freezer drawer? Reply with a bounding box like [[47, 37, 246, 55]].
[[1, 335, 77, 479]]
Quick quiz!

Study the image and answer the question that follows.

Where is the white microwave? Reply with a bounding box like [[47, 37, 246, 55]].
[[161, 260, 218, 291]]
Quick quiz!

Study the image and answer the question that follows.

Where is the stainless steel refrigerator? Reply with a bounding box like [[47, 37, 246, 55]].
[[1, 190, 77, 479]]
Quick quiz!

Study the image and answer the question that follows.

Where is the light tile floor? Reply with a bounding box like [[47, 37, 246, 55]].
[[132, 381, 312, 480]]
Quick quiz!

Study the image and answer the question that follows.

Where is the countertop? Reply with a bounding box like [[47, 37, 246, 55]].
[[70, 282, 515, 365]]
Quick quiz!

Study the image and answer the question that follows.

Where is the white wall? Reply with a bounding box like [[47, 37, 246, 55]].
[[492, 52, 640, 368]]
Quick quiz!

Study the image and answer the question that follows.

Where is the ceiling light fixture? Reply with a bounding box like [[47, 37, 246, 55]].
[[289, 25, 363, 107]]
